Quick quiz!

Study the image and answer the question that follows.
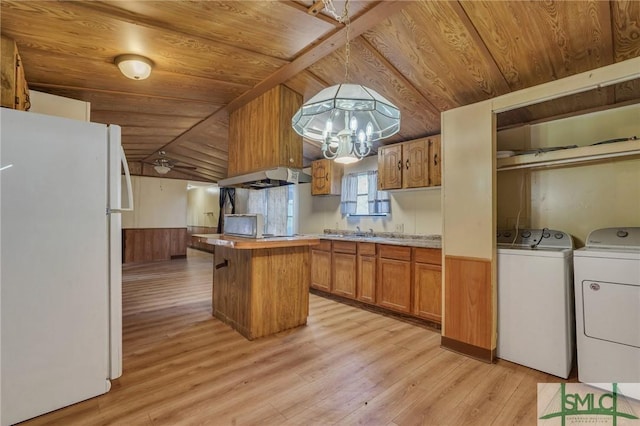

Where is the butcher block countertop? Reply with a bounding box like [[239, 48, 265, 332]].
[[195, 234, 320, 250]]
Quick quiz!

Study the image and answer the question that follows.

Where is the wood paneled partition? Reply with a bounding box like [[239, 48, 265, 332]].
[[442, 256, 493, 362], [123, 228, 187, 263]]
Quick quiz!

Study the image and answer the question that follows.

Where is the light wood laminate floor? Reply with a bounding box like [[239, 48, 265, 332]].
[[22, 249, 567, 425]]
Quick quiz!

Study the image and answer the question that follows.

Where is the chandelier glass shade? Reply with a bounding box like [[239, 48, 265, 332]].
[[292, 83, 400, 163]]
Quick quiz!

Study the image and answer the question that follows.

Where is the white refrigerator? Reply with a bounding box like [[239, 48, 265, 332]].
[[0, 108, 133, 425]]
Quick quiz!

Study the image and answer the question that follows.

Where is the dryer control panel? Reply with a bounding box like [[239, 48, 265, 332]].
[[497, 228, 573, 249], [585, 227, 640, 249]]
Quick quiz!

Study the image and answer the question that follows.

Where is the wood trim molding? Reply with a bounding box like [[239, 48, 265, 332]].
[[441, 336, 495, 363]]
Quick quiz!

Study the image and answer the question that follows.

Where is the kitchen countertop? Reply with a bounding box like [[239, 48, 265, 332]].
[[312, 232, 442, 249], [196, 234, 321, 250]]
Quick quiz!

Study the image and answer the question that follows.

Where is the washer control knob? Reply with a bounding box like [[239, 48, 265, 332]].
[[542, 231, 551, 238], [554, 233, 564, 239], [617, 230, 629, 238], [522, 231, 531, 238]]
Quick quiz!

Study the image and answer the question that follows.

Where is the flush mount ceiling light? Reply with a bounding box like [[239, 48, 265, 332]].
[[114, 54, 153, 80], [291, 0, 400, 164]]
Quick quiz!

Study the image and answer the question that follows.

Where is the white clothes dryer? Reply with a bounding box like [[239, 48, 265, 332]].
[[497, 228, 574, 378], [574, 227, 640, 390]]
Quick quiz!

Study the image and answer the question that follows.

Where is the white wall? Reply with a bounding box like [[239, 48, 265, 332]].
[[122, 176, 187, 228], [497, 103, 640, 245], [298, 156, 442, 235], [187, 185, 219, 227]]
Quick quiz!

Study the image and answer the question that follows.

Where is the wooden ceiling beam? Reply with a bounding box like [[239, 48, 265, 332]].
[[283, 1, 340, 26], [226, 0, 408, 112], [144, 0, 408, 163]]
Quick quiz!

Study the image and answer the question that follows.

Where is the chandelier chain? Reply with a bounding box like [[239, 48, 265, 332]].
[[322, 0, 351, 82]]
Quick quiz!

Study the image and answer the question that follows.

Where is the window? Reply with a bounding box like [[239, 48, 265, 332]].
[[355, 173, 370, 215], [340, 171, 390, 216]]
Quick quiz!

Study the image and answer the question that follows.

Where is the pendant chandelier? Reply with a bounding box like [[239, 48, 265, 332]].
[[291, 0, 400, 164]]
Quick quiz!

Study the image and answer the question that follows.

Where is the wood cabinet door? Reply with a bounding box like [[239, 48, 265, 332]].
[[403, 139, 429, 188], [413, 263, 442, 322], [377, 145, 403, 190], [311, 159, 343, 196], [332, 252, 356, 299], [357, 255, 376, 304], [377, 258, 412, 313], [311, 249, 332, 292], [428, 136, 442, 186]]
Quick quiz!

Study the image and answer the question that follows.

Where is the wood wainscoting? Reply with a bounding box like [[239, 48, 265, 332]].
[[123, 228, 187, 263], [442, 255, 494, 362]]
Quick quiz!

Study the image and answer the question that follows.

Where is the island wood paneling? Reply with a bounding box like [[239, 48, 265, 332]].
[[442, 256, 493, 362], [123, 228, 187, 263], [213, 245, 310, 340]]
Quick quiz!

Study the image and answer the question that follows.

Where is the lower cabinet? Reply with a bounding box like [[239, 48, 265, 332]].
[[332, 241, 357, 298], [357, 243, 376, 303], [377, 245, 412, 314], [311, 240, 332, 292], [310, 240, 442, 324], [413, 247, 442, 322]]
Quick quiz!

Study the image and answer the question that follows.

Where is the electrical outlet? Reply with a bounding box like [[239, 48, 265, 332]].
[[395, 223, 404, 233]]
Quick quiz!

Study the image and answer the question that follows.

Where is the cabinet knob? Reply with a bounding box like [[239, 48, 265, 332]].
[[397, 160, 402, 170], [406, 159, 410, 170], [433, 153, 438, 166]]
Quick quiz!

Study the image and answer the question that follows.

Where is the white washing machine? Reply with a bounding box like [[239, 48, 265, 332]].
[[574, 227, 640, 395], [497, 228, 574, 378]]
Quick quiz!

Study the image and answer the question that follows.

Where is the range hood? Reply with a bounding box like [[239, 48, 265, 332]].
[[217, 167, 311, 189]]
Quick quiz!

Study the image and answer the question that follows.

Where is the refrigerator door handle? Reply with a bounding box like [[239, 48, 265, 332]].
[[117, 146, 134, 212]]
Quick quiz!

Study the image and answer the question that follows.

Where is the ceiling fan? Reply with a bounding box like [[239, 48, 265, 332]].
[[145, 151, 197, 175]]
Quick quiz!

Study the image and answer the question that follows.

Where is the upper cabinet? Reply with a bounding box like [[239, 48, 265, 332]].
[[1, 35, 30, 111], [227, 85, 303, 177], [311, 159, 343, 196], [378, 135, 441, 190]]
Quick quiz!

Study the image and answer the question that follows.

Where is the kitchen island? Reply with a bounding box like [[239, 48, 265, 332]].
[[202, 234, 320, 340]]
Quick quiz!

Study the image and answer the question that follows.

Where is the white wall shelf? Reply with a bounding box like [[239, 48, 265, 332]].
[[496, 138, 640, 171]]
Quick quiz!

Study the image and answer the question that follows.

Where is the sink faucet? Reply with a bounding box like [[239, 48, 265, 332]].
[[368, 228, 374, 237], [355, 226, 364, 236]]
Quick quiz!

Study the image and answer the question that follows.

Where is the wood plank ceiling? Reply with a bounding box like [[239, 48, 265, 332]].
[[1, 0, 639, 182]]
